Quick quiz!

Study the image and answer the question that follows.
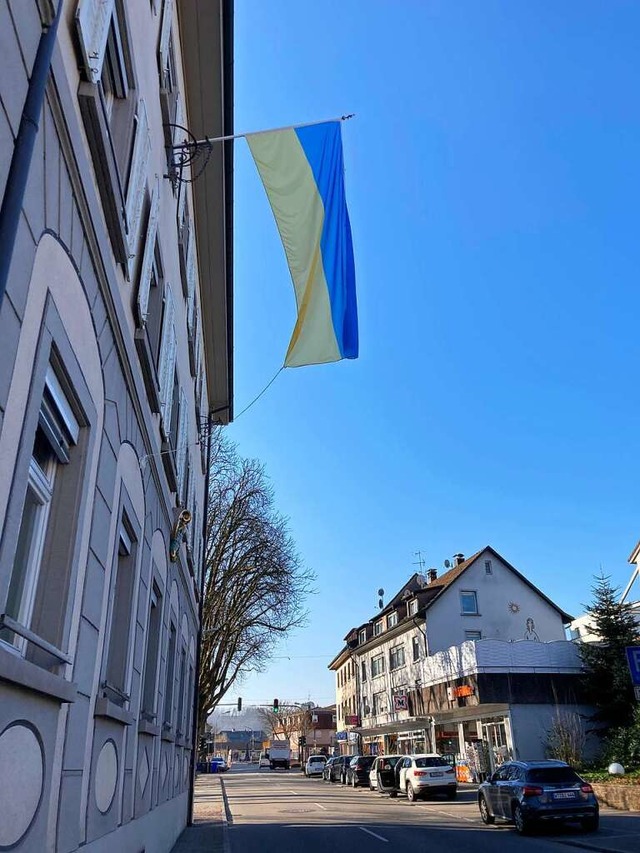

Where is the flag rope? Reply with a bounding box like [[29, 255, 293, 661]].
[[233, 365, 284, 420]]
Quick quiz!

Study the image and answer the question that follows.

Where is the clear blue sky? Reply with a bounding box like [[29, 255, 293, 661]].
[[226, 0, 640, 709]]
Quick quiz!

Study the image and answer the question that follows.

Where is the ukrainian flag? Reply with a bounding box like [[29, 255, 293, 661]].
[[247, 121, 358, 368]]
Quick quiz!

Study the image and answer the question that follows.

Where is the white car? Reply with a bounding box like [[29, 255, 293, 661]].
[[398, 754, 457, 801], [304, 754, 327, 777], [258, 754, 271, 769], [368, 755, 403, 790]]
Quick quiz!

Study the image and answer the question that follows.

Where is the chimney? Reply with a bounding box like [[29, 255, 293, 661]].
[[427, 568, 438, 583], [454, 553, 465, 566]]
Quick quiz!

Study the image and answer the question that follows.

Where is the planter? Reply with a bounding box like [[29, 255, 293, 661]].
[[592, 782, 640, 811]]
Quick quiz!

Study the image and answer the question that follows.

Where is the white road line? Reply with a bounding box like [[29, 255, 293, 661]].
[[314, 802, 328, 810], [289, 790, 300, 795], [359, 826, 389, 842]]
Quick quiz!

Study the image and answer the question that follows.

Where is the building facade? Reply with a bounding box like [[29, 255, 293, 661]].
[[330, 548, 594, 774], [0, 1, 232, 850]]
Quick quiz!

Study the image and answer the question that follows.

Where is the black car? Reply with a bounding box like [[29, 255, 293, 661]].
[[324, 755, 352, 783], [346, 755, 375, 788], [478, 760, 599, 835]]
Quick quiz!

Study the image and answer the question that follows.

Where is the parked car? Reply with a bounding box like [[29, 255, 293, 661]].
[[478, 760, 599, 835], [346, 755, 375, 788], [397, 754, 457, 801], [368, 755, 403, 791], [209, 757, 229, 773], [323, 757, 340, 781], [305, 754, 327, 777], [324, 755, 352, 783], [258, 753, 271, 769]]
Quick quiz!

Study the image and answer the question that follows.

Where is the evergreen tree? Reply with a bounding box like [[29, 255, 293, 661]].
[[579, 573, 639, 731]]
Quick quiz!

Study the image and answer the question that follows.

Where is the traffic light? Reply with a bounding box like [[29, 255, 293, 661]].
[[273, 698, 279, 713], [237, 697, 242, 712], [299, 735, 306, 746]]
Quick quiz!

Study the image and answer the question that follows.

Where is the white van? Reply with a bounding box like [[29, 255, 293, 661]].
[[258, 751, 271, 769]]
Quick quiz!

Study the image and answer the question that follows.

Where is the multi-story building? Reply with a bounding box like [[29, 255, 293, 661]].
[[0, 2, 232, 850], [328, 649, 359, 755], [330, 547, 595, 773], [272, 704, 337, 761]]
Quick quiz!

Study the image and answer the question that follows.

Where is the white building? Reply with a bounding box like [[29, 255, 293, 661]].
[[331, 547, 594, 772], [0, 2, 233, 850]]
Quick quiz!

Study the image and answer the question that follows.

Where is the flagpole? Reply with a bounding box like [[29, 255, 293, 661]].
[[172, 114, 355, 151]]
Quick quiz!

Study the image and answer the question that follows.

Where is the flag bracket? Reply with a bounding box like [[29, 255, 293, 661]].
[[163, 123, 213, 187]]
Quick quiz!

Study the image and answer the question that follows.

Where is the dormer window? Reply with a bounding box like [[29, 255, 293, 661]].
[[387, 612, 398, 629], [359, 629, 366, 644], [374, 620, 383, 637], [409, 599, 418, 616]]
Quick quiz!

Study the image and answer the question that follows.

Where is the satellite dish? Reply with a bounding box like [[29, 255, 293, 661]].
[[378, 598, 384, 609], [444, 559, 451, 568], [377, 588, 384, 597]]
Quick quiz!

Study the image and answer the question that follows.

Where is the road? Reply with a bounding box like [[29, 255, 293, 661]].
[[220, 764, 640, 853]]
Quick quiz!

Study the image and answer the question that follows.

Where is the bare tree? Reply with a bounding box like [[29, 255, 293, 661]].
[[198, 429, 314, 733], [257, 705, 312, 740], [545, 709, 586, 767]]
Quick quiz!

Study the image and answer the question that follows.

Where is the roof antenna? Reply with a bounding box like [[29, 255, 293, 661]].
[[413, 550, 426, 571]]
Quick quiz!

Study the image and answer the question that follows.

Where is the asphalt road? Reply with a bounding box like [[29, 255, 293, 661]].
[[221, 764, 640, 853]]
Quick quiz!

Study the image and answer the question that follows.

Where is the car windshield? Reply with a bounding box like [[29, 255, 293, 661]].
[[526, 767, 581, 784], [415, 756, 449, 768], [309, 757, 325, 763], [358, 757, 375, 767]]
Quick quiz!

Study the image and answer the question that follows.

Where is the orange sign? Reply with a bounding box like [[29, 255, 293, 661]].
[[452, 685, 474, 698]]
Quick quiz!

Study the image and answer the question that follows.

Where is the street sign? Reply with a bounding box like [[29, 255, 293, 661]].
[[625, 646, 640, 686]]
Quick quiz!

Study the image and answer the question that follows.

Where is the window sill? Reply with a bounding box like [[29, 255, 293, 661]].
[[94, 697, 134, 726], [461, 613, 481, 617], [0, 644, 77, 703], [138, 719, 161, 736], [161, 725, 175, 743]]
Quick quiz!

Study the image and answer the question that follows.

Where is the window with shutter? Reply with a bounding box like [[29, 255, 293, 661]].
[[176, 390, 188, 499], [137, 176, 160, 326], [126, 99, 151, 274], [75, 0, 116, 84], [158, 0, 174, 82], [158, 288, 176, 432]]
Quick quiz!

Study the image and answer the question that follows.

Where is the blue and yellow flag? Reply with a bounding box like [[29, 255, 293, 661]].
[[246, 121, 358, 368]]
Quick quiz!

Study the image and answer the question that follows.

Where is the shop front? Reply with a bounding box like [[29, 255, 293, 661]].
[[433, 704, 513, 782]]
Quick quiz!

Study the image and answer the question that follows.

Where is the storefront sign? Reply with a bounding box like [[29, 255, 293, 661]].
[[347, 732, 358, 742], [335, 731, 348, 741], [393, 694, 408, 711], [452, 685, 474, 698], [345, 715, 360, 726]]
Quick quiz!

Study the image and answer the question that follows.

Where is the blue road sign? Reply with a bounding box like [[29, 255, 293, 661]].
[[625, 646, 640, 686]]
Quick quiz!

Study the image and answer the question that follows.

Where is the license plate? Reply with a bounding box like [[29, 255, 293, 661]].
[[552, 791, 577, 800], [430, 771, 444, 777]]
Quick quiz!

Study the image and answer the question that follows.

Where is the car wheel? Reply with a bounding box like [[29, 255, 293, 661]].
[[582, 815, 599, 832], [479, 796, 495, 825], [513, 804, 531, 835], [406, 782, 416, 803]]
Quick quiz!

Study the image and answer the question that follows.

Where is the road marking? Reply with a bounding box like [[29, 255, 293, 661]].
[[314, 802, 328, 810], [289, 790, 300, 795], [359, 827, 389, 842]]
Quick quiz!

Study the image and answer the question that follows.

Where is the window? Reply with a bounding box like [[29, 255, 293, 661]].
[[362, 696, 369, 716], [1, 366, 81, 656], [163, 622, 177, 728], [412, 635, 421, 662], [76, 2, 149, 265], [465, 630, 482, 641], [359, 629, 366, 644], [387, 611, 398, 628], [176, 646, 187, 736], [389, 645, 405, 670], [408, 599, 418, 616], [103, 512, 138, 704], [371, 655, 385, 677], [135, 191, 164, 411], [141, 581, 162, 718], [460, 590, 479, 615], [361, 660, 367, 682], [484, 560, 493, 575], [372, 691, 387, 715], [374, 620, 383, 637]]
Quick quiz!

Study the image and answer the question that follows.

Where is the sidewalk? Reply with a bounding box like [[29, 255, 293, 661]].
[[170, 774, 228, 853]]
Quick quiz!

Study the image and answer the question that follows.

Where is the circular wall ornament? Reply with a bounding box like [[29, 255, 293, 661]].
[[508, 602, 520, 614], [0, 723, 44, 847], [95, 740, 118, 814]]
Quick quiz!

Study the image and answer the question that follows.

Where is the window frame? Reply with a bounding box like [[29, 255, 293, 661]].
[[371, 654, 385, 678], [459, 590, 479, 615], [465, 630, 482, 641], [387, 611, 398, 629], [389, 644, 405, 671], [412, 635, 421, 662], [373, 620, 383, 637]]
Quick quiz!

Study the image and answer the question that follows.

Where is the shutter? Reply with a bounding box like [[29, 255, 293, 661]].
[[186, 239, 197, 333], [158, 0, 174, 78], [136, 175, 160, 326], [75, 0, 115, 84], [176, 391, 189, 499], [158, 288, 176, 428], [126, 99, 151, 249]]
